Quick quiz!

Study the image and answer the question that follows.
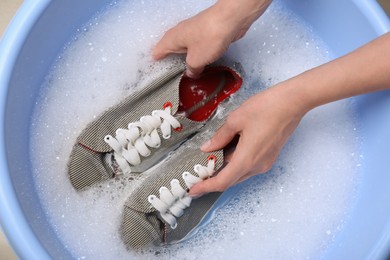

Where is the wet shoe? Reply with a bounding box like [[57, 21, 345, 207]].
[[120, 119, 228, 250], [68, 64, 242, 191]]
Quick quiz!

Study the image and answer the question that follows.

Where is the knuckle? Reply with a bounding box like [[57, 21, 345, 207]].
[[164, 26, 178, 39], [212, 178, 229, 192], [259, 162, 273, 173], [225, 112, 240, 128]]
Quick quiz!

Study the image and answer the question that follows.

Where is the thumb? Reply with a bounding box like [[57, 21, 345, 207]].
[[189, 160, 241, 196], [152, 29, 187, 61], [185, 44, 225, 78], [185, 49, 207, 79], [201, 123, 238, 152], [185, 64, 204, 79]]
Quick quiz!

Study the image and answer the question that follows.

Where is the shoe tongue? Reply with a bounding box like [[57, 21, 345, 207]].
[[103, 153, 122, 176]]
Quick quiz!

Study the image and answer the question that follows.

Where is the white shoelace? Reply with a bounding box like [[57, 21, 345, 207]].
[[148, 156, 216, 229], [104, 103, 181, 175]]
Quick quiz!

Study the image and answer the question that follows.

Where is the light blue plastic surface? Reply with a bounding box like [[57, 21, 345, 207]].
[[0, 0, 389, 259]]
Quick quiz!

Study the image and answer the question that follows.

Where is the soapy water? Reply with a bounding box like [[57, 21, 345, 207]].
[[30, 0, 360, 259]]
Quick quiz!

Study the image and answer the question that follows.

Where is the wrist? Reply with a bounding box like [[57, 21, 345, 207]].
[[271, 78, 316, 117], [271, 61, 348, 114]]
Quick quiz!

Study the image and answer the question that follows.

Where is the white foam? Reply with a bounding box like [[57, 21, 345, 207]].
[[30, 0, 359, 259]]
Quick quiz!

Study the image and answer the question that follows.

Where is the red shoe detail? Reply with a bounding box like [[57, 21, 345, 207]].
[[178, 66, 242, 122], [174, 124, 183, 132], [207, 154, 217, 164], [78, 142, 98, 152], [163, 101, 173, 110]]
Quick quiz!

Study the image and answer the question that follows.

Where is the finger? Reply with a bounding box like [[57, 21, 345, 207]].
[[185, 65, 204, 79], [185, 43, 226, 78], [189, 160, 243, 197], [152, 29, 187, 60], [201, 123, 238, 152], [191, 138, 250, 196], [185, 50, 206, 79], [234, 156, 275, 185], [236, 170, 258, 184]]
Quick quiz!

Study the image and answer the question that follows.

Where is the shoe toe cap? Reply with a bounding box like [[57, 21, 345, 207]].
[[120, 205, 163, 250], [68, 143, 113, 191]]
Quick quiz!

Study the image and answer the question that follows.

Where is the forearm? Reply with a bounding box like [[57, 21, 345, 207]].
[[277, 32, 390, 113]]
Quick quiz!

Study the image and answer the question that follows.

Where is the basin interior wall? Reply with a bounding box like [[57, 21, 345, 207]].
[[4, 1, 113, 258], [2, 0, 390, 259]]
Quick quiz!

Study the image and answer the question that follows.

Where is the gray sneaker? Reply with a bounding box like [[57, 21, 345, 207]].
[[120, 118, 229, 250], [68, 64, 242, 191]]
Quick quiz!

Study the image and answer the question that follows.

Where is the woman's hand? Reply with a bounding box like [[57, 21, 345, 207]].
[[189, 32, 390, 196], [189, 84, 307, 196], [153, 0, 272, 78]]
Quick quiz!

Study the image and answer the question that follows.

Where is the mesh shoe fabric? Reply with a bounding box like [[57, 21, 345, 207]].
[[68, 64, 242, 191]]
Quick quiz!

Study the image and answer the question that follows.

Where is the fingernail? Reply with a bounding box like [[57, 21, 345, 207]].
[[189, 192, 205, 198], [152, 52, 161, 61], [185, 69, 199, 79], [201, 140, 211, 151]]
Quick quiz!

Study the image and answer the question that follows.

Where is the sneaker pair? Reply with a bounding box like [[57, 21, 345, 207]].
[[67, 62, 243, 249]]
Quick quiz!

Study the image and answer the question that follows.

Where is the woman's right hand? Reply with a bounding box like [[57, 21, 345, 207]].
[[153, 0, 272, 78]]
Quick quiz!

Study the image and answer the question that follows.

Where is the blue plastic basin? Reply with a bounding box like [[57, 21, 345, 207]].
[[0, 0, 389, 259]]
